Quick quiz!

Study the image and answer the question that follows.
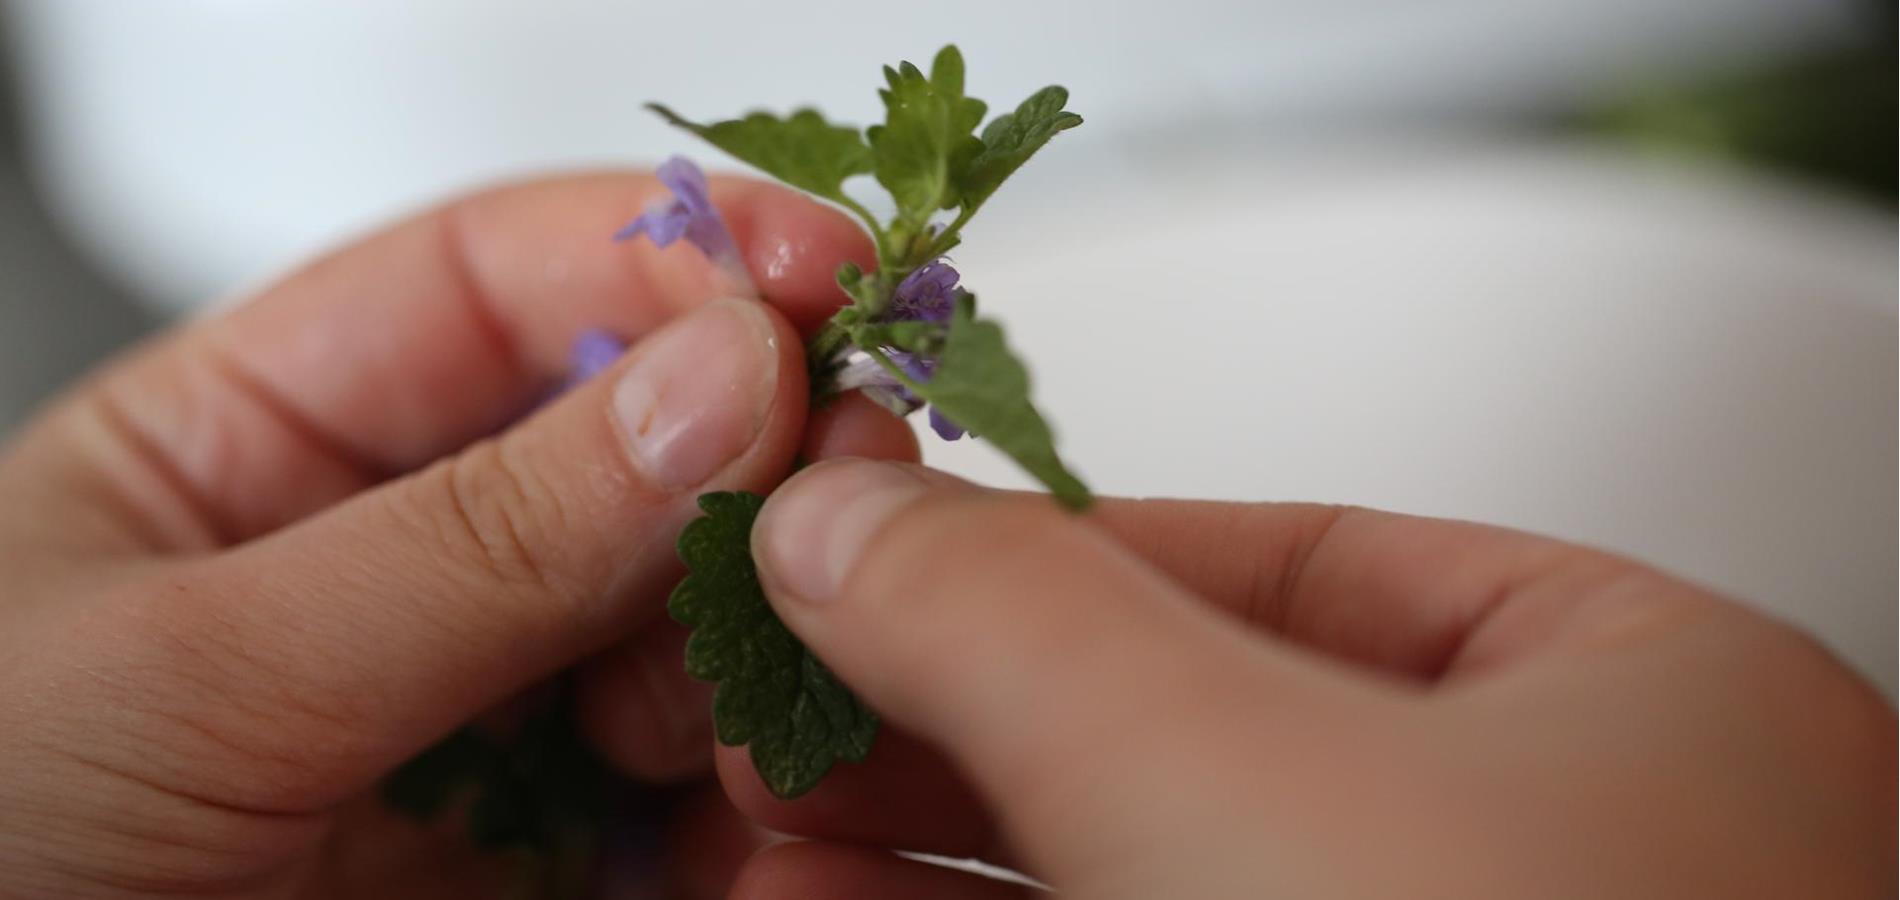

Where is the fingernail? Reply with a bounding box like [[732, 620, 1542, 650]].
[[614, 299, 778, 490], [756, 460, 928, 605]]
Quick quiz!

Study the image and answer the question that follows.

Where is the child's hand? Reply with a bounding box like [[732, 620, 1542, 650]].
[[724, 459, 1896, 900], [0, 173, 907, 898]]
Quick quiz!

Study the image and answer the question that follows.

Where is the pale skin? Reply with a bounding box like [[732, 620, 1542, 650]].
[[0, 173, 1890, 899]]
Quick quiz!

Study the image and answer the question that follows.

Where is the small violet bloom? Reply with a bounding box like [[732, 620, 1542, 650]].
[[901, 354, 967, 441], [829, 259, 970, 441], [614, 156, 752, 291], [887, 260, 959, 324], [567, 328, 628, 384], [830, 350, 965, 441]]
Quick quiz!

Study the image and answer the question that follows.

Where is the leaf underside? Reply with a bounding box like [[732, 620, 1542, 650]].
[[668, 492, 879, 798]]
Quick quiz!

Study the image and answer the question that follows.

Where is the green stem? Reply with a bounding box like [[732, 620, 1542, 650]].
[[805, 318, 855, 402], [835, 196, 889, 261], [922, 206, 978, 259], [807, 319, 851, 368]]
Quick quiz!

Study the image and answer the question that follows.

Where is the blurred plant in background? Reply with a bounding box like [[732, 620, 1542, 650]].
[[1578, 3, 1893, 205]]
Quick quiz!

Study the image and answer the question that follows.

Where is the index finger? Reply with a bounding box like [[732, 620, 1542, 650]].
[[6, 172, 872, 552]]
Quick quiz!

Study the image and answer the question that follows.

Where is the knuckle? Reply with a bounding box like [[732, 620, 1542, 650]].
[[414, 438, 576, 603], [15, 576, 353, 815]]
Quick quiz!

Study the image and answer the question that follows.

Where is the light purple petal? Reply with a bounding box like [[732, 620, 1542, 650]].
[[655, 155, 714, 214], [897, 354, 966, 441], [928, 407, 967, 441], [888, 260, 959, 323], [830, 350, 922, 413], [858, 384, 918, 417], [613, 157, 741, 273], [826, 347, 964, 440], [611, 216, 649, 242], [897, 260, 958, 299], [614, 201, 688, 246], [568, 329, 628, 382], [898, 353, 936, 385]]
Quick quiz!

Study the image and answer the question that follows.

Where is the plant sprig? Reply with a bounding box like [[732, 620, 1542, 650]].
[[651, 45, 1082, 395], [649, 44, 1089, 799], [594, 46, 1088, 805], [379, 45, 1090, 865]]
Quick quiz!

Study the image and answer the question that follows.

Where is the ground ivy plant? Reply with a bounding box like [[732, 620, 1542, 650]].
[[384, 44, 1088, 869], [623, 44, 1090, 799]]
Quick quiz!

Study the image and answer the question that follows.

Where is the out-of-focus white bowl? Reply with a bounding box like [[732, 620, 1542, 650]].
[[3, 0, 1863, 311], [2, 2, 1889, 693], [923, 140, 1896, 693]]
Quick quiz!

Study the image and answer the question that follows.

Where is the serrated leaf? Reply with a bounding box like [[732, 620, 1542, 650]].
[[834, 262, 884, 308], [954, 86, 1082, 212], [904, 296, 1090, 508], [649, 104, 872, 204], [669, 492, 879, 798], [932, 45, 989, 150], [868, 46, 988, 223]]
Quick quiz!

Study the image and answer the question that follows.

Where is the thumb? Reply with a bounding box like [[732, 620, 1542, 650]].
[[749, 459, 1371, 881], [160, 298, 808, 807]]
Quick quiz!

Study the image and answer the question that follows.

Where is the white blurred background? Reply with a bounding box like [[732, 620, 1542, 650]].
[[0, 1, 1893, 691]]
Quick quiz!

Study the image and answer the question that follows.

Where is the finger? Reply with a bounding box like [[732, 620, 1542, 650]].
[[715, 729, 998, 864], [577, 622, 717, 782], [800, 392, 923, 463], [1085, 497, 1716, 679], [748, 460, 1384, 883], [576, 393, 919, 783], [719, 489, 1720, 876], [730, 842, 1038, 900], [2, 172, 871, 554], [651, 785, 774, 900], [62, 298, 808, 814]]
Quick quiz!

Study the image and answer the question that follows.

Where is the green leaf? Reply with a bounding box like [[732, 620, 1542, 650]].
[[834, 262, 886, 309], [896, 296, 1090, 508], [383, 680, 613, 862], [648, 103, 872, 204], [850, 319, 945, 354], [931, 45, 989, 141], [382, 728, 493, 818], [669, 492, 879, 798], [867, 46, 988, 224], [954, 86, 1082, 212]]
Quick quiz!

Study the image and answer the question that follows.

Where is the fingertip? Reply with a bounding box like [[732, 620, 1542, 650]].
[[804, 393, 924, 464], [715, 729, 997, 861], [575, 623, 716, 782], [732, 841, 1035, 900], [660, 784, 777, 900], [715, 179, 875, 333], [752, 458, 935, 609]]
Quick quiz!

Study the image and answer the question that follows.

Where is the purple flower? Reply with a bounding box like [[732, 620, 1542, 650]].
[[901, 355, 966, 440], [824, 258, 974, 440], [615, 156, 752, 291], [830, 349, 967, 441], [886, 260, 959, 323], [567, 328, 628, 383]]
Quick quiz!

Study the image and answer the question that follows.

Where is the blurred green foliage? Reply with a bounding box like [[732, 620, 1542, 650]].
[[1582, 20, 1895, 206]]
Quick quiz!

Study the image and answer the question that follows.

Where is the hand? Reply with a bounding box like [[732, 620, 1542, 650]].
[[0, 173, 916, 898], [721, 459, 1895, 899]]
